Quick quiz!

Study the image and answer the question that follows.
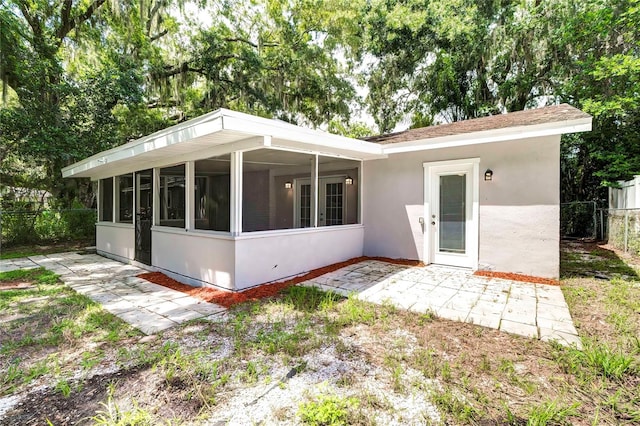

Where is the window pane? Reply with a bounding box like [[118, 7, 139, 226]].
[[439, 174, 466, 253], [242, 148, 313, 231], [195, 154, 230, 232], [99, 178, 113, 222], [117, 174, 133, 223], [159, 164, 185, 228], [317, 156, 359, 226]]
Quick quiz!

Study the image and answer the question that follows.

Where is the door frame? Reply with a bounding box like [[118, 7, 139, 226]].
[[134, 169, 154, 265], [294, 175, 348, 227], [423, 158, 479, 269]]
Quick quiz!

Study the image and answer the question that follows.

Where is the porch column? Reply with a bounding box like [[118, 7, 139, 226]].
[[230, 151, 243, 236], [311, 155, 318, 227], [111, 177, 116, 223], [185, 161, 195, 230], [152, 168, 160, 226]]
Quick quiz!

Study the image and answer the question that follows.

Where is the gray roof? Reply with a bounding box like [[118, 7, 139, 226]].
[[364, 104, 591, 144]]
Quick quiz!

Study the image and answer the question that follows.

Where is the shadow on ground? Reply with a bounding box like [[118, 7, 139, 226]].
[[560, 240, 640, 280]]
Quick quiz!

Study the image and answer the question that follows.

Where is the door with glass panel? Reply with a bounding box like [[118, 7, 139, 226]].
[[295, 177, 346, 227], [425, 160, 478, 268], [135, 169, 153, 265]]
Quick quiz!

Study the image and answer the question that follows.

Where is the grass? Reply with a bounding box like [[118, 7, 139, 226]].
[[2, 241, 640, 424], [0, 267, 137, 398], [0, 239, 94, 260], [298, 394, 360, 426]]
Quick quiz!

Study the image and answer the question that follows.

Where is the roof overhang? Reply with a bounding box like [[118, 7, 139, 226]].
[[62, 109, 387, 179], [381, 117, 592, 154]]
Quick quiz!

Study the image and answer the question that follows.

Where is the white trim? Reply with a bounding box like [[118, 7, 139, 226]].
[[230, 151, 243, 235], [62, 109, 385, 178], [96, 221, 133, 229], [185, 161, 195, 230], [152, 225, 234, 240], [235, 224, 364, 240], [386, 119, 591, 154], [312, 155, 318, 227], [111, 176, 116, 223], [423, 158, 480, 269]]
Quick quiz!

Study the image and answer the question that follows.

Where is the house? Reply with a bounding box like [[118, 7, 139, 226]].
[[62, 104, 591, 290], [609, 176, 640, 209]]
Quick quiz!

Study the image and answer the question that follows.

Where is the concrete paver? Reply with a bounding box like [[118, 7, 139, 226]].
[[0, 252, 225, 335], [300, 260, 581, 347]]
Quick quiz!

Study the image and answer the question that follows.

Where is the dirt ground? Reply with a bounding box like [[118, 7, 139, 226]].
[[1, 241, 639, 425]]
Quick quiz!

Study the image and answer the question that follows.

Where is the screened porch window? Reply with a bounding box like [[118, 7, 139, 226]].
[[240, 149, 359, 232], [116, 174, 133, 223], [243, 149, 313, 232], [99, 177, 113, 222], [159, 164, 186, 228], [195, 154, 230, 232]]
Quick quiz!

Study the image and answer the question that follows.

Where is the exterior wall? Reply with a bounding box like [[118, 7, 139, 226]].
[[234, 225, 364, 290], [363, 135, 561, 278], [609, 176, 640, 209], [96, 223, 135, 262], [151, 228, 235, 290]]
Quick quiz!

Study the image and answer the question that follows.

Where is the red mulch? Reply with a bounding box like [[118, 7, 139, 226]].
[[474, 270, 560, 286], [138, 256, 423, 308]]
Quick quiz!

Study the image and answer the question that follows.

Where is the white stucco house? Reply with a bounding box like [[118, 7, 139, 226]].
[[609, 176, 640, 209], [62, 104, 591, 290]]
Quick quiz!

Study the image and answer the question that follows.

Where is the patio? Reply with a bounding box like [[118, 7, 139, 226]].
[[0, 253, 226, 335], [300, 260, 581, 347], [2, 253, 580, 346]]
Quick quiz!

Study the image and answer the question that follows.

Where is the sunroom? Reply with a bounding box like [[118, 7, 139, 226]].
[[63, 109, 385, 290]]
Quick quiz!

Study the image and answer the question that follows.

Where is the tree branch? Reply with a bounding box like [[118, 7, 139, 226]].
[[55, 0, 107, 44], [150, 29, 169, 42], [16, 2, 42, 40]]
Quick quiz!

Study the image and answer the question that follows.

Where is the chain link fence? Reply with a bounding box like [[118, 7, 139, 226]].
[[0, 209, 96, 247], [560, 201, 608, 240], [607, 209, 640, 255]]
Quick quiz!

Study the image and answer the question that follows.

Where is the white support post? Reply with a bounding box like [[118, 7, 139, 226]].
[[114, 176, 121, 223], [185, 161, 195, 231], [230, 151, 243, 236], [311, 155, 318, 227], [111, 177, 116, 223], [153, 168, 160, 226], [358, 160, 363, 225]]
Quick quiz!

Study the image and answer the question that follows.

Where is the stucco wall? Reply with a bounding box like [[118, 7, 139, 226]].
[[151, 228, 235, 290], [234, 225, 364, 289], [96, 223, 135, 262], [363, 135, 560, 278]]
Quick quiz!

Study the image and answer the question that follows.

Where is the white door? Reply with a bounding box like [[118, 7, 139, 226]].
[[318, 177, 345, 226], [295, 177, 346, 227], [424, 159, 479, 268]]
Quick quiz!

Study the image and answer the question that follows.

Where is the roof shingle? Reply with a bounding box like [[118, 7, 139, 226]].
[[364, 104, 590, 145]]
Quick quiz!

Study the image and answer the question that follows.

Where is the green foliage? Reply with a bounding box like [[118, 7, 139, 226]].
[[554, 339, 637, 381], [0, 208, 96, 246], [298, 394, 359, 426], [526, 399, 580, 426], [282, 285, 342, 312], [92, 387, 154, 426]]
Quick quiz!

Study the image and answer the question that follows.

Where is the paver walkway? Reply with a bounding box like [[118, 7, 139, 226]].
[[301, 260, 581, 347], [1, 252, 225, 334]]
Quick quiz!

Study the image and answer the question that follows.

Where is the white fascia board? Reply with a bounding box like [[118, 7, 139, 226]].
[[76, 137, 266, 181], [62, 112, 225, 178], [382, 118, 592, 155], [221, 112, 384, 156]]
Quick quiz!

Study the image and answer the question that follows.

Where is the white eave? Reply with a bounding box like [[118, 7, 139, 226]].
[[380, 117, 592, 154], [62, 108, 387, 179]]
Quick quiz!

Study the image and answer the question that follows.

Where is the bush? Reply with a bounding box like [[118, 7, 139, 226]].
[[1, 208, 96, 246]]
